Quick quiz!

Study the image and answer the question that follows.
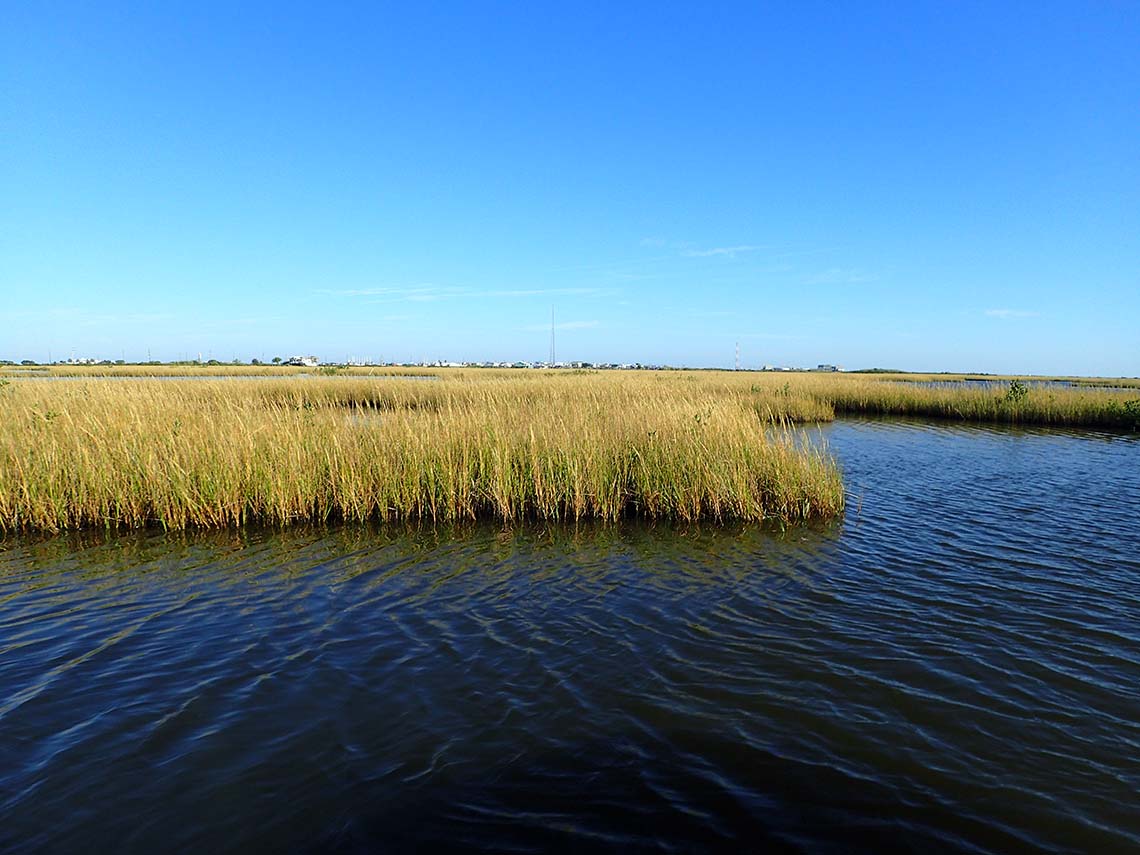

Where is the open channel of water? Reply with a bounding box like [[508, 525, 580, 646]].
[[1, 419, 1137, 853]]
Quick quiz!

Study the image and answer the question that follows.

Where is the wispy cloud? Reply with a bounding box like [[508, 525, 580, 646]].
[[545, 242, 840, 278], [682, 245, 764, 258], [985, 308, 1039, 319], [317, 285, 437, 298], [83, 312, 177, 326], [482, 288, 603, 298], [804, 268, 878, 285], [323, 285, 608, 303], [521, 320, 599, 332], [0, 308, 177, 326], [206, 315, 286, 328], [738, 332, 802, 341]]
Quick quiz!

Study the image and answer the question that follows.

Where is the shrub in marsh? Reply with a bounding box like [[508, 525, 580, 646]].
[[1109, 399, 1140, 430], [1005, 379, 1029, 404]]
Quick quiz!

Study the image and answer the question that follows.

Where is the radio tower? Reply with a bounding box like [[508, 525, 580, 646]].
[[549, 306, 556, 366], [735, 341, 740, 371]]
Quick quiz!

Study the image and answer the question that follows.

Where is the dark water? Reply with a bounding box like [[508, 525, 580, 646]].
[[2, 421, 1138, 853]]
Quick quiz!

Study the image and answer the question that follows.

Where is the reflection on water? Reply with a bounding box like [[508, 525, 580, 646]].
[[2, 420, 1139, 853]]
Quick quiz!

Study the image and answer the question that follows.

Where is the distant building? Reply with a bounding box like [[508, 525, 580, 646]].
[[285, 355, 319, 367], [815, 364, 840, 372]]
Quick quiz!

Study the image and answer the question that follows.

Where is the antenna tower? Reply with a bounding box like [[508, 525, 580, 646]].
[[550, 306, 556, 366], [735, 341, 740, 371]]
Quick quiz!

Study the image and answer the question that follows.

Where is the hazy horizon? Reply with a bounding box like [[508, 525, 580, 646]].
[[3, 3, 1138, 375]]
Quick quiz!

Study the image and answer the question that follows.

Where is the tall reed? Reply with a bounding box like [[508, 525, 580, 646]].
[[0, 375, 844, 533]]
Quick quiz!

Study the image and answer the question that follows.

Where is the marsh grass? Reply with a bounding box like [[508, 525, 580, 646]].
[[4, 368, 1133, 533], [805, 376, 1139, 428], [697, 371, 1138, 429], [0, 374, 843, 533]]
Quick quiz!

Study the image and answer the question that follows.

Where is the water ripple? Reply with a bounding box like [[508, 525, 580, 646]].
[[1, 420, 1139, 852]]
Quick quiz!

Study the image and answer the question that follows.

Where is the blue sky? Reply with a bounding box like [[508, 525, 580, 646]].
[[3, 1, 1138, 374]]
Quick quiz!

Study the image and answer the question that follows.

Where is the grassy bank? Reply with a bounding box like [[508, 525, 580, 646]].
[[729, 372, 1139, 429], [0, 373, 844, 533], [5, 364, 1135, 427], [3, 368, 1133, 533], [820, 379, 1140, 427]]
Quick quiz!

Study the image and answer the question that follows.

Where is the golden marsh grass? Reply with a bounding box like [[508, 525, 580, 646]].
[[0, 372, 844, 533], [768, 373, 1140, 428], [4, 368, 1133, 533], [7, 364, 1137, 427]]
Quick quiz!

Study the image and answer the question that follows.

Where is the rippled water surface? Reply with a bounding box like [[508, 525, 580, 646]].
[[2, 420, 1138, 853]]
